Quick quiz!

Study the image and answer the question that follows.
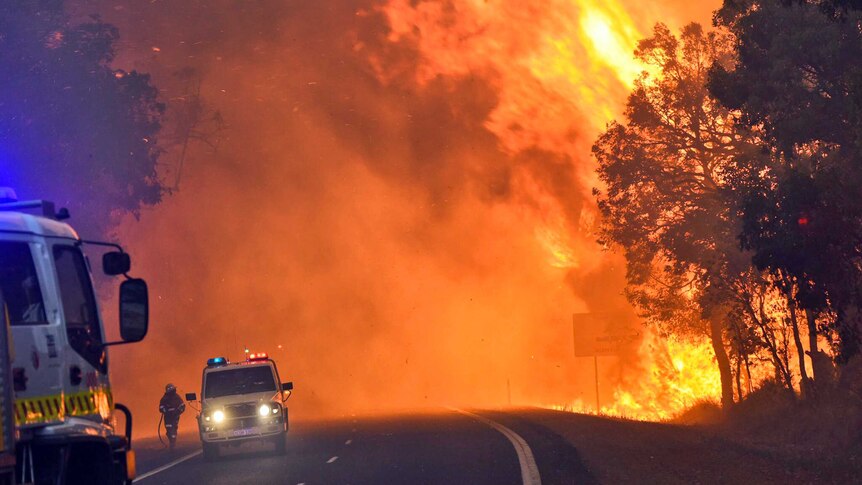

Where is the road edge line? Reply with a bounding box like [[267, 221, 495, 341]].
[[450, 408, 542, 485], [133, 449, 202, 482]]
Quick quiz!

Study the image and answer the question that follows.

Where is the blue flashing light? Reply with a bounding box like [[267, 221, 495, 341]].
[[0, 187, 18, 203], [207, 357, 228, 367]]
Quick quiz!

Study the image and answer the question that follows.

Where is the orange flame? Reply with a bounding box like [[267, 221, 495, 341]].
[[93, 0, 722, 426], [382, 0, 720, 419], [383, 0, 654, 154], [552, 332, 723, 420], [380, 0, 708, 267]]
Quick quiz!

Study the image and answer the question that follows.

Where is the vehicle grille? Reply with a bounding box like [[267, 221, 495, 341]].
[[225, 402, 256, 418], [227, 418, 254, 429]]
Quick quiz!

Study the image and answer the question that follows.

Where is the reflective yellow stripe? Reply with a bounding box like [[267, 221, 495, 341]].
[[15, 388, 113, 426]]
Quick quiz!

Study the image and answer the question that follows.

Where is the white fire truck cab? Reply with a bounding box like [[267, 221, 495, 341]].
[[0, 188, 149, 484], [186, 353, 293, 461]]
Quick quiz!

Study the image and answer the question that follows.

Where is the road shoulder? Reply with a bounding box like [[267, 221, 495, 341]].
[[508, 408, 820, 484], [480, 409, 596, 485]]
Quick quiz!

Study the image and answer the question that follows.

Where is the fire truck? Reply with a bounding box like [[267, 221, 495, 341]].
[[0, 188, 149, 484], [0, 292, 17, 484]]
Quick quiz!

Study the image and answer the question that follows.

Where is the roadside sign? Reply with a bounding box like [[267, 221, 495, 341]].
[[573, 312, 641, 357]]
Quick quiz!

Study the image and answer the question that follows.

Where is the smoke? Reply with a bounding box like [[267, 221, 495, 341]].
[[67, 0, 717, 430]]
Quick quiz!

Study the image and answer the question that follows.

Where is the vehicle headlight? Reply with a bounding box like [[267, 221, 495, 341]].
[[213, 410, 225, 423], [259, 404, 271, 416]]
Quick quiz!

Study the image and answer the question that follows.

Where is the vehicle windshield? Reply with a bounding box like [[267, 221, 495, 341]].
[[0, 241, 48, 325], [205, 365, 277, 398]]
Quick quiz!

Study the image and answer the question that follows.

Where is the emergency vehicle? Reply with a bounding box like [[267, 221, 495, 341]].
[[186, 353, 293, 461], [0, 188, 149, 484], [0, 292, 16, 484]]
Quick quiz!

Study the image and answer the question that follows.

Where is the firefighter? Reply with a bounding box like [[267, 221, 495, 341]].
[[159, 383, 186, 449]]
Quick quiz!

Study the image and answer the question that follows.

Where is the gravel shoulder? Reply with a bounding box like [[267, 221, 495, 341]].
[[510, 408, 826, 484]]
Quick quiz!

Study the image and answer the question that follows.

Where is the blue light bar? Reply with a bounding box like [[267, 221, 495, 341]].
[[0, 187, 17, 203], [207, 357, 228, 367]]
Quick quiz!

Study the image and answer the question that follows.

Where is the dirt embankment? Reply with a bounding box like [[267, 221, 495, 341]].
[[517, 405, 860, 484], [699, 385, 862, 484]]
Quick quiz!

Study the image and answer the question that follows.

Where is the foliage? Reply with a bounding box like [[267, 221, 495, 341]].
[[0, 0, 164, 237], [594, 23, 762, 407], [592, 17, 853, 405], [712, 0, 862, 362]]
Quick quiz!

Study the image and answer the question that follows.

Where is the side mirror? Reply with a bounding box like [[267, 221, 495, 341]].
[[119, 279, 148, 342], [282, 382, 293, 391], [185, 393, 197, 401], [103, 251, 131, 276]]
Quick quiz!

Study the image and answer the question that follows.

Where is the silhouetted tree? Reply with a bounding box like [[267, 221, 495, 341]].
[[0, 0, 164, 237], [594, 23, 764, 408], [712, 0, 862, 367], [163, 67, 225, 193]]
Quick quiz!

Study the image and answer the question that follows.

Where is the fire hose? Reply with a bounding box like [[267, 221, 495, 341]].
[[158, 405, 183, 447], [157, 412, 166, 447]]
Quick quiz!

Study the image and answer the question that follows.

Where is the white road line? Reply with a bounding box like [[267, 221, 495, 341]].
[[133, 450, 202, 482], [345, 439, 352, 445], [451, 408, 542, 485], [327, 456, 339, 464]]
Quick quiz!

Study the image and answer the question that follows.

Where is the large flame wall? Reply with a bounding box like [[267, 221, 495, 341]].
[[68, 0, 718, 431]]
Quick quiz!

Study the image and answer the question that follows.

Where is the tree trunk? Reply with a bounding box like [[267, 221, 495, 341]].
[[744, 353, 753, 395], [728, 318, 746, 402], [805, 308, 818, 381], [708, 315, 734, 409], [746, 296, 794, 392], [759, 297, 794, 391], [787, 295, 810, 397], [805, 308, 836, 387]]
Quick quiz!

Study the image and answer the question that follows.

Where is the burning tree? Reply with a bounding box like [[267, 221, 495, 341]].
[[594, 6, 862, 405], [594, 23, 747, 408], [592, 23, 801, 407], [711, 0, 862, 380]]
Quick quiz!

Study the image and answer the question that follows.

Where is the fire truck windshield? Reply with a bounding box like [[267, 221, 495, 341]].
[[0, 241, 48, 325], [205, 366, 277, 398]]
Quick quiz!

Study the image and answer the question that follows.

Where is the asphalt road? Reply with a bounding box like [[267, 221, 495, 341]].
[[130, 407, 830, 484], [131, 408, 592, 485]]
